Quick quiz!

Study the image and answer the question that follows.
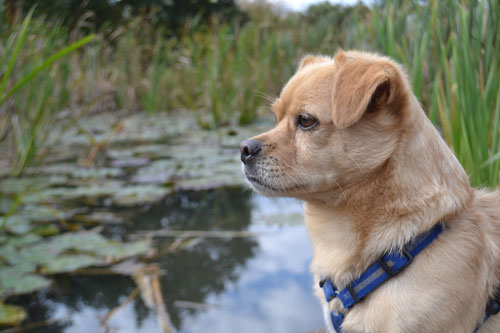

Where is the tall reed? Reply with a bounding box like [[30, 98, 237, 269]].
[[370, 0, 500, 187], [0, 11, 94, 176]]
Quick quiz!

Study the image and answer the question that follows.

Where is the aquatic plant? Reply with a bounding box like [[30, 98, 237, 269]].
[[371, 0, 500, 187], [0, 10, 94, 176]]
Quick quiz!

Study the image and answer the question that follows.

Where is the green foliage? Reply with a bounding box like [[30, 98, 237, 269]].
[[370, 0, 500, 187], [1, 0, 499, 188], [0, 11, 94, 176]]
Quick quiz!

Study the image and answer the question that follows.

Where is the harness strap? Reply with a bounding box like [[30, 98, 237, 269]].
[[321, 223, 444, 332], [474, 292, 500, 332]]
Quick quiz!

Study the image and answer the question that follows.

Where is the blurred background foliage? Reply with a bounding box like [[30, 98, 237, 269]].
[[0, 0, 499, 186]]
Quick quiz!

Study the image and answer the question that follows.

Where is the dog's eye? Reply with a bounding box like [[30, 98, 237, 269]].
[[298, 114, 318, 129]]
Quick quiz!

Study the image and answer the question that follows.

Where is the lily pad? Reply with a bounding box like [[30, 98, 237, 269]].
[[41, 254, 103, 274], [132, 159, 178, 184], [3, 233, 42, 247], [110, 157, 150, 168], [2, 215, 33, 235], [24, 164, 122, 180], [0, 302, 27, 326], [38, 180, 123, 202], [71, 212, 124, 224], [0, 176, 67, 195], [71, 167, 123, 179], [0, 269, 51, 297], [111, 185, 172, 206], [0, 231, 152, 298], [18, 205, 70, 222]]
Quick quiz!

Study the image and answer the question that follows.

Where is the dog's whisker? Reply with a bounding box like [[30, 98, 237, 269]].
[[333, 179, 347, 201], [345, 151, 362, 174], [254, 90, 276, 105]]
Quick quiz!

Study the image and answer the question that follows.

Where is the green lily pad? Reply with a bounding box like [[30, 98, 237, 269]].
[[0, 176, 67, 195], [93, 239, 151, 259], [110, 157, 150, 168], [25, 164, 123, 180], [71, 212, 124, 224], [18, 205, 69, 222], [111, 185, 172, 206], [0, 234, 42, 263], [2, 215, 33, 235], [71, 167, 123, 179], [0, 231, 151, 298], [48, 233, 151, 260], [38, 180, 123, 202], [0, 269, 51, 297], [12, 232, 151, 264], [0, 302, 27, 326], [3, 233, 42, 247], [41, 254, 103, 274], [132, 159, 178, 184]]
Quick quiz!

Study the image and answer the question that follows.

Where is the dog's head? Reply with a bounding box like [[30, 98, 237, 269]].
[[241, 50, 412, 202]]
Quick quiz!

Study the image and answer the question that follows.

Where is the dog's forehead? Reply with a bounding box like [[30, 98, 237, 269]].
[[273, 64, 336, 119]]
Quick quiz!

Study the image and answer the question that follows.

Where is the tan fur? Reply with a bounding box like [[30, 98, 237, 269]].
[[241, 50, 500, 332]]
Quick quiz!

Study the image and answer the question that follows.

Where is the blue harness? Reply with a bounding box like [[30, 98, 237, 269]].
[[320, 223, 500, 332]]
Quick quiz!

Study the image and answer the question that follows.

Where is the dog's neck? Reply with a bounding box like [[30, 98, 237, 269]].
[[304, 102, 473, 287]]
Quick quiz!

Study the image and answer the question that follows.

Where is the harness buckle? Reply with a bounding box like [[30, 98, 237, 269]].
[[378, 247, 413, 277], [486, 299, 500, 316], [320, 279, 338, 302]]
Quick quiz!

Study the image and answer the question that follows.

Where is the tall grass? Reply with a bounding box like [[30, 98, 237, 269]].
[[0, 1, 499, 186], [371, 0, 500, 187], [435, 1, 500, 187], [0, 11, 94, 176]]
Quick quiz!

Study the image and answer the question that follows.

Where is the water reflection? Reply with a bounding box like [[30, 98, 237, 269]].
[[141, 188, 259, 328], [6, 187, 324, 332]]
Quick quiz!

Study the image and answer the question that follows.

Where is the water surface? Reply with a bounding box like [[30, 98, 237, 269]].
[[11, 187, 325, 332]]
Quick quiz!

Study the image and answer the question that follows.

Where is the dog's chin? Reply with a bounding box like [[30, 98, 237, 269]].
[[244, 174, 305, 198], [245, 176, 282, 197]]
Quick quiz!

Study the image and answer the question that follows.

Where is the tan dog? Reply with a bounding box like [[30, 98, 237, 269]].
[[240, 50, 500, 332]]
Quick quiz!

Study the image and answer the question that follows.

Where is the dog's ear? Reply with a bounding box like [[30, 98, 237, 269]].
[[331, 52, 404, 129], [298, 55, 330, 71]]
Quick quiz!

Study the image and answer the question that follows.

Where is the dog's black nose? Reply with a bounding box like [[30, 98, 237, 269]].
[[240, 139, 262, 164]]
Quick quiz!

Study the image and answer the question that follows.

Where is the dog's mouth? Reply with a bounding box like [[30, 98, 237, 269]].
[[245, 174, 304, 195]]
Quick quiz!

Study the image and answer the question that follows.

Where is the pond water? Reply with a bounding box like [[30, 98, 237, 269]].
[[10, 187, 325, 333]]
